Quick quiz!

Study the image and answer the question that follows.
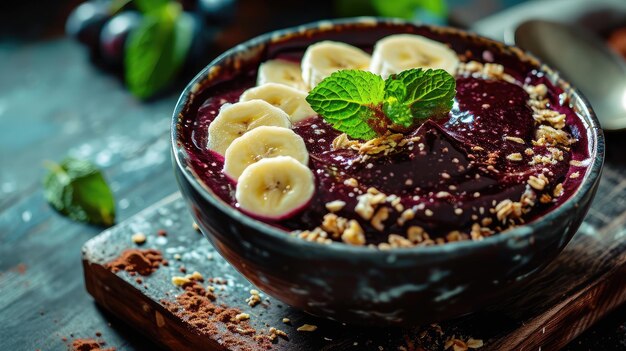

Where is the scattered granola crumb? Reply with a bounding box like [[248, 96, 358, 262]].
[[570, 171, 580, 179], [282, 318, 290, 324], [189, 271, 204, 281], [246, 289, 261, 307], [131, 232, 147, 245], [69, 338, 115, 351], [297, 324, 317, 332], [235, 313, 250, 321], [172, 276, 191, 286], [269, 327, 289, 340], [192, 222, 200, 232]]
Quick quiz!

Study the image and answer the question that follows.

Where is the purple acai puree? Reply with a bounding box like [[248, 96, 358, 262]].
[[181, 57, 590, 245]]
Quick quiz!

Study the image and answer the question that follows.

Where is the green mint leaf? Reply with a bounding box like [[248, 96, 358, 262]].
[[383, 68, 455, 127], [306, 70, 385, 140], [371, 0, 447, 21], [125, 2, 193, 99], [44, 158, 116, 227], [134, 0, 169, 14]]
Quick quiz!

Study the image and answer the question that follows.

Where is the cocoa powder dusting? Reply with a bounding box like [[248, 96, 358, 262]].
[[163, 282, 273, 350], [105, 249, 164, 276], [69, 338, 115, 351]]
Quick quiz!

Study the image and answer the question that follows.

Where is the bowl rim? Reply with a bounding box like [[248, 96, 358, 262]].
[[171, 17, 605, 257]]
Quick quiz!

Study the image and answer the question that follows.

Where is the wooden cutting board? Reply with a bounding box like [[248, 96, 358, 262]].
[[82, 163, 626, 351]]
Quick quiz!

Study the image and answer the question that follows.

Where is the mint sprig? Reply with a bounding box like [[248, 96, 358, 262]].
[[306, 68, 456, 140], [305, 70, 385, 140]]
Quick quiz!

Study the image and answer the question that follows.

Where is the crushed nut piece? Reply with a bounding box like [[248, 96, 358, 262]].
[[171, 276, 191, 286], [553, 183, 564, 197], [325, 200, 346, 213], [445, 338, 468, 351], [506, 153, 523, 161], [189, 271, 204, 281], [131, 232, 147, 245], [504, 136, 525, 144], [355, 192, 386, 220], [467, 338, 484, 349], [321, 213, 347, 238], [235, 313, 250, 321], [540, 194, 552, 203], [535, 125, 574, 146], [297, 324, 317, 332], [341, 220, 365, 246], [282, 318, 290, 324], [407, 226, 428, 243], [388, 234, 413, 248], [246, 289, 261, 307], [269, 327, 289, 339], [343, 178, 359, 187], [397, 208, 415, 226], [371, 207, 390, 231], [528, 175, 546, 190]]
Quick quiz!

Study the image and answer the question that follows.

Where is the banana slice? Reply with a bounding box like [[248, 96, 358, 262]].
[[207, 100, 291, 155], [223, 126, 309, 180], [301, 41, 371, 89], [370, 34, 460, 78], [236, 156, 315, 220], [240, 83, 316, 123], [257, 59, 307, 91]]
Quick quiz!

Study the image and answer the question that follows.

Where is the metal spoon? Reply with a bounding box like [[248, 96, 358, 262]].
[[514, 19, 626, 130]]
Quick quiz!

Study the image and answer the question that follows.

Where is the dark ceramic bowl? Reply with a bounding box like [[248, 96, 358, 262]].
[[171, 18, 604, 325]]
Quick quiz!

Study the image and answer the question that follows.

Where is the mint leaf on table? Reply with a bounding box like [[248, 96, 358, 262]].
[[306, 68, 456, 140], [125, 2, 193, 99], [305, 70, 385, 140], [383, 68, 456, 126], [43, 158, 116, 227]]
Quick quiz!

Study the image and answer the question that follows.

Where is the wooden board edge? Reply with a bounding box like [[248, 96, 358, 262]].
[[82, 259, 225, 351], [488, 259, 626, 350]]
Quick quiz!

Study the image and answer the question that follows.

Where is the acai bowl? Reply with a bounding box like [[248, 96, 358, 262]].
[[172, 18, 604, 325]]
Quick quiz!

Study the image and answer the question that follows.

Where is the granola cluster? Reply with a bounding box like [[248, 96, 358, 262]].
[[293, 61, 581, 249]]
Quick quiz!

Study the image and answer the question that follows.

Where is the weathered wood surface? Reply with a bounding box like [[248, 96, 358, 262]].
[[1, 1, 626, 349], [81, 154, 626, 351]]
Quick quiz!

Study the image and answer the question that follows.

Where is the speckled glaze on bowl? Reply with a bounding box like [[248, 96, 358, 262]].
[[171, 18, 604, 325]]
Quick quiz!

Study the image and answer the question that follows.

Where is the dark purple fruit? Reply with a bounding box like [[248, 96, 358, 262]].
[[184, 13, 219, 73], [65, 1, 111, 48], [197, 0, 236, 26], [99, 11, 142, 67], [179, 0, 198, 11]]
